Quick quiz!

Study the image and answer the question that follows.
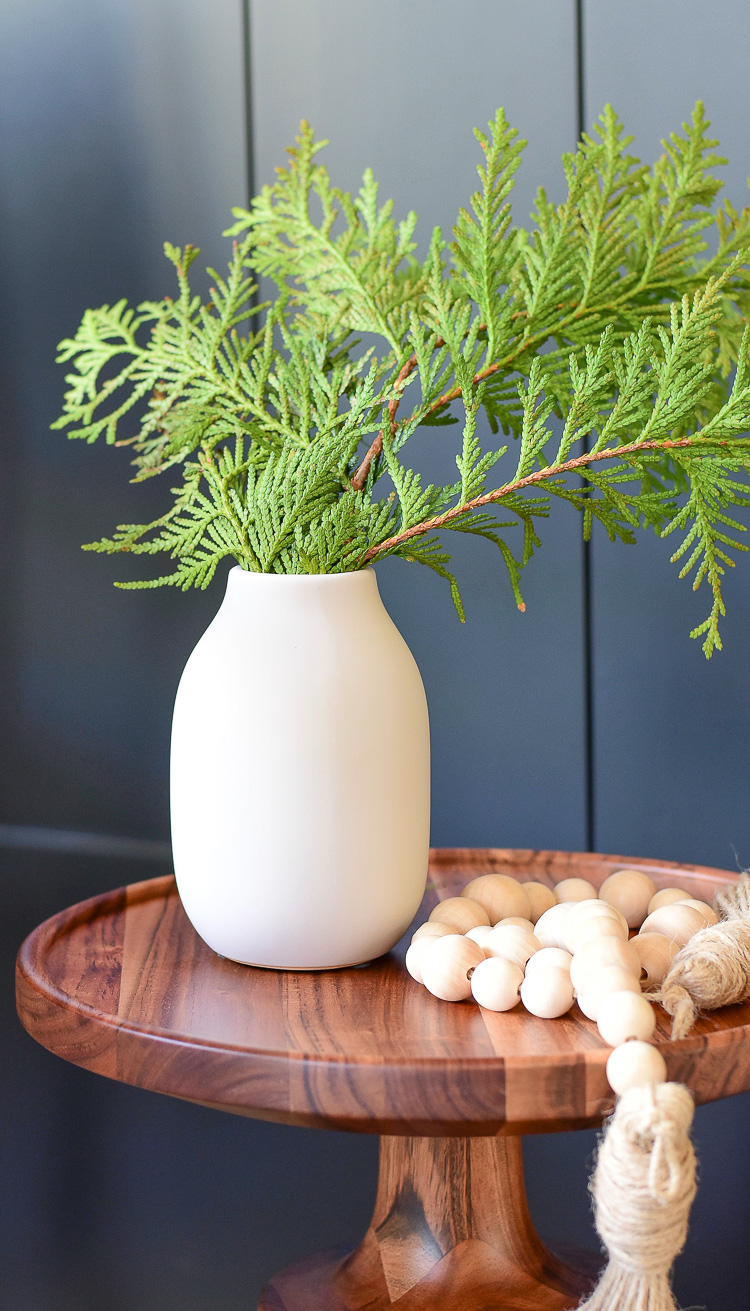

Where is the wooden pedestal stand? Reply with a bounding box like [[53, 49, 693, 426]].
[[259, 1135, 589, 1310], [16, 850, 750, 1310]]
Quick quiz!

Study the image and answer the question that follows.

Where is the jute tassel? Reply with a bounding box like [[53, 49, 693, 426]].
[[578, 1083, 697, 1311], [660, 873, 750, 1038]]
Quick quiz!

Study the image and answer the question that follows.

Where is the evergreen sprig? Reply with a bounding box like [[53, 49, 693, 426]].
[[54, 103, 750, 655]]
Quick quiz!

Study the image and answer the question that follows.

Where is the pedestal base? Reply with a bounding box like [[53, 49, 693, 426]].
[[259, 1136, 599, 1310]]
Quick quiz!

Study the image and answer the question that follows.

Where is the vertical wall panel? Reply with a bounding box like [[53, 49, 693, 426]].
[[584, 7, 750, 1309], [251, 0, 587, 851], [584, 2, 750, 870], [0, 0, 246, 838]]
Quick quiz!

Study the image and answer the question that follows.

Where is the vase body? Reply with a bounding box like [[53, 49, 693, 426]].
[[170, 567, 430, 968]]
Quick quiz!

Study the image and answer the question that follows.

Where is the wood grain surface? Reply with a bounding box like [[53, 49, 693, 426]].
[[16, 849, 750, 1135], [257, 1135, 599, 1310]]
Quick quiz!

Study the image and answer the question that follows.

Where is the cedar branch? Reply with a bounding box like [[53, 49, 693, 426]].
[[360, 436, 724, 563], [352, 298, 670, 493], [350, 352, 420, 490]]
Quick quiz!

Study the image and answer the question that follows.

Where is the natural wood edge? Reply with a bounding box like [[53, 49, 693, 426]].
[[15, 850, 747, 1135], [428, 847, 738, 889]]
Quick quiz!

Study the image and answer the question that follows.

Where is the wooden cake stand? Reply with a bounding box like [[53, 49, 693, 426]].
[[16, 849, 750, 1310]]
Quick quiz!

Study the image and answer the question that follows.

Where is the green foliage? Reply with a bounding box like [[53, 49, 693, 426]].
[[54, 103, 750, 655]]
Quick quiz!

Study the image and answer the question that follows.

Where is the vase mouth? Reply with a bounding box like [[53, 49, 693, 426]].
[[227, 565, 374, 583]]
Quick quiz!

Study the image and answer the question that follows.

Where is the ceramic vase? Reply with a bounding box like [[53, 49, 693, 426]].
[[170, 566, 430, 968]]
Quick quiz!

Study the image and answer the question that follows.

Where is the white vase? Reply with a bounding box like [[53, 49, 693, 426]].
[[170, 566, 430, 968]]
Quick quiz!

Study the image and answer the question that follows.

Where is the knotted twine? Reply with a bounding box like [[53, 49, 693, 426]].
[[578, 874, 750, 1309], [578, 1083, 697, 1311], [660, 873, 750, 1039]]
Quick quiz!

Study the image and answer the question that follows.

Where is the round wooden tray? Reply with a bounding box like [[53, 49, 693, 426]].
[[16, 848, 750, 1135]]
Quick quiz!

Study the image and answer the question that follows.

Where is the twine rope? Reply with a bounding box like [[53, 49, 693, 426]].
[[659, 874, 750, 1039], [579, 876, 750, 1310], [715, 873, 750, 921], [579, 1083, 697, 1311]]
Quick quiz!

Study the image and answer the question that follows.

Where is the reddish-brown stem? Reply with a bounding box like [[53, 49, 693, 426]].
[[350, 353, 420, 491], [350, 321, 565, 492], [350, 288, 718, 498], [360, 436, 706, 563], [355, 293, 691, 480]]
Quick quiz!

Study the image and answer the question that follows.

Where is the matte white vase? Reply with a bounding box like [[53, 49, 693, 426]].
[[170, 566, 430, 968]]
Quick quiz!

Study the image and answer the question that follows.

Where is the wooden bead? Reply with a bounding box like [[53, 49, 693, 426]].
[[631, 932, 679, 988], [470, 956, 523, 1012], [534, 903, 575, 950], [460, 875, 531, 924], [496, 917, 536, 933], [596, 991, 656, 1046], [568, 899, 629, 933], [465, 924, 493, 947], [520, 967, 575, 1019], [524, 947, 572, 976], [647, 886, 689, 915], [554, 877, 598, 903], [568, 915, 628, 954], [428, 897, 490, 933], [405, 937, 438, 985], [640, 903, 705, 947], [483, 925, 540, 970], [599, 869, 657, 928], [606, 1040, 667, 1095], [411, 921, 456, 944], [576, 967, 641, 1021], [677, 898, 719, 927], [420, 935, 486, 1002], [570, 937, 641, 994], [520, 881, 556, 923]]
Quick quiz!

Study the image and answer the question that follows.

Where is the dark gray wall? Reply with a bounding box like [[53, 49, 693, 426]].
[[0, 0, 246, 838], [585, 2, 750, 872], [3, 2, 750, 1308]]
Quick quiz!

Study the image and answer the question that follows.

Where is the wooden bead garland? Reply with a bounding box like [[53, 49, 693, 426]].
[[554, 876, 598, 903], [464, 923, 493, 946], [460, 873, 531, 923], [534, 902, 575, 949], [632, 932, 679, 988], [411, 920, 455, 943], [520, 966, 574, 1018], [420, 934, 485, 1001], [524, 946, 572, 975], [569, 898, 629, 930], [428, 896, 490, 933], [647, 886, 689, 914], [470, 956, 523, 1011], [600, 868, 658, 928], [640, 902, 706, 946], [405, 938, 437, 985], [409, 870, 714, 1032], [483, 924, 540, 969], [569, 936, 641, 993], [569, 915, 628, 953], [495, 915, 536, 933], [576, 967, 641, 1021], [405, 869, 741, 1311], [605, 1039, 667, 1095], [520, 880, 556, 922], [597, 991, 656, 1046], [677, 898, 718, 927]]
